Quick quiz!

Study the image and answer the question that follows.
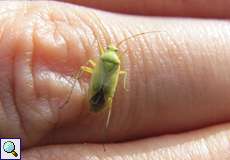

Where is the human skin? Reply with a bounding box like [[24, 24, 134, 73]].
[[65, 0, 230, 18], [0, 1, 230, 159]]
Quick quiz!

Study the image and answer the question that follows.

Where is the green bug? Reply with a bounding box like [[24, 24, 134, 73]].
[[78, 31, 166, 129], [60, 30, 168, 132], [60, 13, 170, 131], [79, 42, 127, 129]]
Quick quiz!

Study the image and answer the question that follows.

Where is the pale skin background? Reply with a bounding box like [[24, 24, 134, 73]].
[[0, 0, 230, 159]]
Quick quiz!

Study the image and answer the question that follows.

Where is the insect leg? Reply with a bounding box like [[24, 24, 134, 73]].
[[59, 64, 93, 109], [119, 71, 128, 91], [76, 61, 94, 82], [88, 59, 96, 67], [80, 66, 93, 74], [102, 97, 113, 150], [106, 97, 113, 129]]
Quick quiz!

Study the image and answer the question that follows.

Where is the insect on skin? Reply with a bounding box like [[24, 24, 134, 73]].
[[79, 42, 127, 129], [78, 30, 167, 129], [60, 11, 172, 135]]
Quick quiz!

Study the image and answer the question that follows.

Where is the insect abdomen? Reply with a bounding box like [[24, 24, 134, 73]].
[[89, 87, 106, 112]]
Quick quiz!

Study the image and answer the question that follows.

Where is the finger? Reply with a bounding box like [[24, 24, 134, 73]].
[[64, 0, 230, 18], [45, 6, 230, 145], [1, 1, 230, 148], [23, 123, 230, 160]]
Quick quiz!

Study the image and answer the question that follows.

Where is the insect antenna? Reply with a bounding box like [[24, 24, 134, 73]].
[[116, 30, 170, 48], [58, 69, 83, 110], [58, 34, 101, 110], [88, 11, 111, 51]]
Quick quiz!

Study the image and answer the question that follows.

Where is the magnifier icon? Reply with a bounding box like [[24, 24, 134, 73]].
[[3, 141, 18, 157]]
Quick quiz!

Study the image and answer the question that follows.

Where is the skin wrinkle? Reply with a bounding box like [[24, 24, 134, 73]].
[[40, 17, 62, 127], [140, 32, 163, 137], [89, 11, 113, 46], [47, 11, 71, 67], [77, 27, 95, 67], [33, 35, 59, 128], [37, 9, 84, 79], [134, 30, 163, 136], [170, 31, 195, 111], [177, 32, 198, 116], [141, 31, 157, 100], [14, 20, 37, 145], [30, 8, 45, 132], [33, 18, 67, 126], [133, 30, 148, 135], [53, 22, 69, 61], [158, 29, 190, 128], [170, 31, 191, 107], [149, 31, 191, 133], [104, 23, 117, 46], [13, 30, 28, 143], [13, 10, 34, 141], [148, 34, 165, 116], [147, 34, 173, 132], [49, 6, 92, 65], [0, 18, 23, 137], [33, 3, 90, 71], [141, 32, 152, 110], [128, 29, 144, 139], [0, 15, 11, 123]]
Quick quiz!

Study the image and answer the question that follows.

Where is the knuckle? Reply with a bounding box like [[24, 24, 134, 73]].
[[0, 2, 57, 146]]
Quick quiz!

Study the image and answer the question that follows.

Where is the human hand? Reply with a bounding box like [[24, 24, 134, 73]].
[[0, 1, 230, 159]]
